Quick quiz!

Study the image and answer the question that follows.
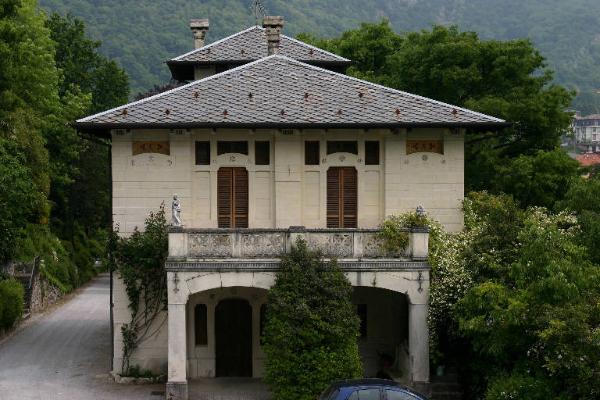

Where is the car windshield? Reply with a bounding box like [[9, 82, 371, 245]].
[[319, 387, 339, 400]]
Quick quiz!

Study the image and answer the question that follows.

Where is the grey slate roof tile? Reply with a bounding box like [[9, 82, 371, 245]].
[[77, 56, 505, 127], [170, 26, 350, 64]]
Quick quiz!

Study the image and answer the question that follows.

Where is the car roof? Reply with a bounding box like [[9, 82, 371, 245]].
[[331, 378, 404, 388], [330, 379, 426, 398]]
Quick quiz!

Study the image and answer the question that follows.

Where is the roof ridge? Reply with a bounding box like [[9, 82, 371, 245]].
[[171, 26, 261, 61], [283, 34, 350, 62], [170, 25, 349, 62]]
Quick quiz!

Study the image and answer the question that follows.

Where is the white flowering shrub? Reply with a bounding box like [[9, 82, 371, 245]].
[[457, 201, 600, 400], [379, 211, 475, 365]]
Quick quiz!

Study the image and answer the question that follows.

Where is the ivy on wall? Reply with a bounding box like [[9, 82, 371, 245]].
[[110, 204, 168, 373]]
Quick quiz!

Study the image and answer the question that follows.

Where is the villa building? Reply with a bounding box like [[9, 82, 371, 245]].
[[573, 113, 600, 153], [76, 17, 505, 400]]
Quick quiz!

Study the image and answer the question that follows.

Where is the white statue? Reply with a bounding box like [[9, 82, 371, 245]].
[[172, 194, 182, 227]]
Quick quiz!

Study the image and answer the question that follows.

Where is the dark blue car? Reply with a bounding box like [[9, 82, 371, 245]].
[[319, 379, 428, 400]]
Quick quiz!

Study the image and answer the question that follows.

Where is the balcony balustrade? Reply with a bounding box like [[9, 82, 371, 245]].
[[167, 226, 428, 266]]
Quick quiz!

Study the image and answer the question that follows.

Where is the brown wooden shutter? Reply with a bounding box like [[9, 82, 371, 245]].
[[217, 167, 248, 228], [327, 168, 341, 228], [342, 167, 357, 228], [218, 168, 233, 228], [327, 167, 357, 228], [233, 168, 248, 228]]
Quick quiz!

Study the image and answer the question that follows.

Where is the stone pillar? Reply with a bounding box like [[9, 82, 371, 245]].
[[409, 227, 429, 261], [408, 302, 429, 384], [166, 303, 188, 400]]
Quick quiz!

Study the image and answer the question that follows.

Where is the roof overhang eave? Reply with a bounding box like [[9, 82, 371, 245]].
[[165, 59, 352, 66], [74, 121, 510, 137]]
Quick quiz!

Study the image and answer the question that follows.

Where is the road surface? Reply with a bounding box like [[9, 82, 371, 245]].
[[0, 274, 163, 400]]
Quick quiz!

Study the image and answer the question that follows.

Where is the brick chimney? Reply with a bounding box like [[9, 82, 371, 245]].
[[262, 16, 284, 55], [190, 19, 209, 49]]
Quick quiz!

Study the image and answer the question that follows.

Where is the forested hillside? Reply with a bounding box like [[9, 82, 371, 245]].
[[39, 0, 600, 113]]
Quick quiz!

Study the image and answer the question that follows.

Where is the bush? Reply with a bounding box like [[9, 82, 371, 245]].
[[0, 278, 25, 330], [457, 208, 600, 400], [263, 239, 362, 400], [15, 224, 77, 292]]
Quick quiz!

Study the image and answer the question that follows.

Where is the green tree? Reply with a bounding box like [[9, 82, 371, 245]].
[[46, 12, 129, 113], [558, 175, 600, 264], [302, 22, 575, 197], [0, 0, 59, 260], [45, 12, 128, 239], [264, 239, 362, 400], [0, 139, 40, 261], [493, 149, 580, 209], [457, 208, 600, 400]]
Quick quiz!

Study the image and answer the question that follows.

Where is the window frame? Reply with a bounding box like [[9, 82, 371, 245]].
[[365, 141, 380, 165], [305, 140, 321, 165], [347, 388, 382, 400], [254, 141, 270, 165], [195, 141, 211, 165], [217, 140, 248, 156], [383, 388, 420, 400], [326, 140, 358, 155], [194, 303, 208, 346]]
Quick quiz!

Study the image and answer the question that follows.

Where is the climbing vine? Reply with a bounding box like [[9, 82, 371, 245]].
[[110, 204, 168, 373], [377, 211, 429, 256], [377, 210, 473, 365]]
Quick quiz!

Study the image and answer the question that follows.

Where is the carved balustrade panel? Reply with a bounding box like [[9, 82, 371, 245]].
[[361, 232, 386, 258], [189, 234, 233, 258], [305, 232, 353, 258], [240, 233, 286, 258]]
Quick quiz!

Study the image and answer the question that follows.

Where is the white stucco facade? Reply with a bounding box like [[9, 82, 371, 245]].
[[112, 127, 465, 235], [109, 127, 454, 399]]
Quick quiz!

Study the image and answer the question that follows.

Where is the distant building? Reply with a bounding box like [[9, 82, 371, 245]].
[[573, 114, 600, 152]]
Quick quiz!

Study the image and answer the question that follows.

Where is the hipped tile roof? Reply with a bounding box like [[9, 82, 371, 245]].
[[77, 55, 505, 130], [170, 26, 350, 64]]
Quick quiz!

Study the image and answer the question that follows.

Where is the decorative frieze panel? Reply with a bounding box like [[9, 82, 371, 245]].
[[189, 234, 232, 258], [361, 233, 386, 258], [305, 233, 353, 258], [240, 233, 286, 257]]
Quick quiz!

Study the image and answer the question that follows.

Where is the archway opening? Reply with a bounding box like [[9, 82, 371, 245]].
[[352, 287, 409, 380]]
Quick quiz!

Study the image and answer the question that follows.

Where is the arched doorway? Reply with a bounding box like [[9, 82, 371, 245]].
[[215, 298, 253, 377]]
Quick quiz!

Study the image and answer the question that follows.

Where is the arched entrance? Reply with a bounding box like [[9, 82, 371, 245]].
[[215, 298, 253, 377]]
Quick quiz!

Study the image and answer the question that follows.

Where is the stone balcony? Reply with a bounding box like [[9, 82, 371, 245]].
[[166, 227, 429, 272]]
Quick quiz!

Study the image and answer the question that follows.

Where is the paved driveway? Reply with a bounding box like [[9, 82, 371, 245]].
[[0, 274, 164, 400], [0, 273, 271, 400]]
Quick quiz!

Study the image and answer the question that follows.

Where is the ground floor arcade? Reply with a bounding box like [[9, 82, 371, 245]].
[[164, 269, 430, 400]]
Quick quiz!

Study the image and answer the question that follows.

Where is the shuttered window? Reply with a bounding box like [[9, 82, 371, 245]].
[[365, 141, 380, 165], [195, 304, 208, 346], [305, 141, 320, 165], [217, 167, 249, 228], [195, 141, 211, 165], [217, 141, 248, 155], [327, 167, 357, 228], [255, 141, 270, 165], [327, 141, 358, 155]]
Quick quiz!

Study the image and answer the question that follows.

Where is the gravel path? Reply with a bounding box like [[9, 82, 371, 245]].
[[0, 273, 163, 400]]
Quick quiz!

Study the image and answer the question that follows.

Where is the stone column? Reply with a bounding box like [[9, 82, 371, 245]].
[[408, 302, 429, 384], [166, 302, 188, 400]]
